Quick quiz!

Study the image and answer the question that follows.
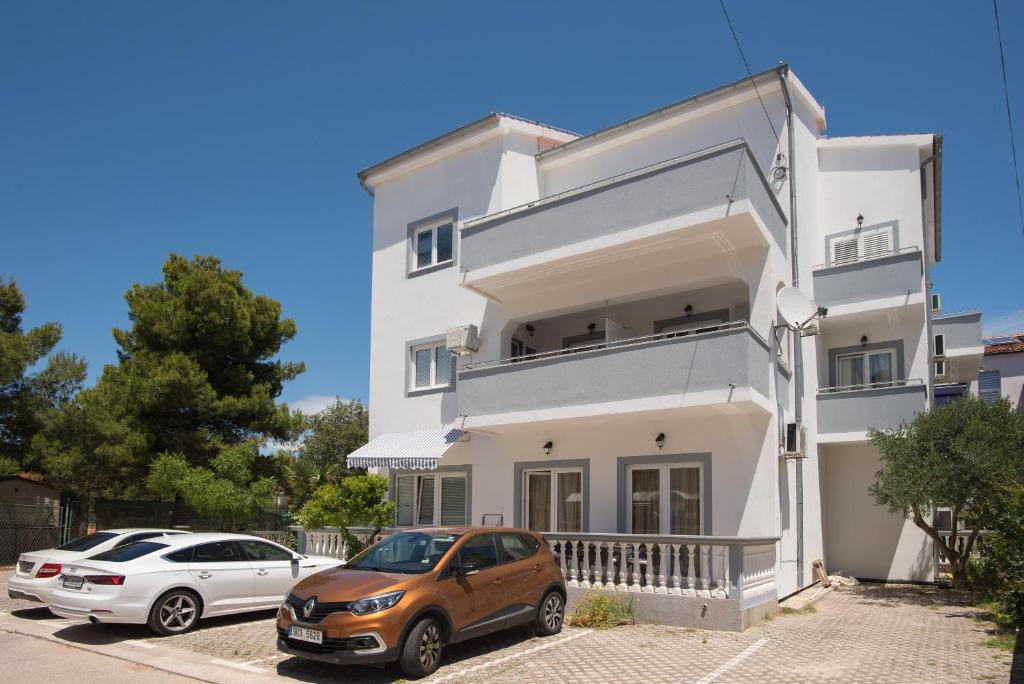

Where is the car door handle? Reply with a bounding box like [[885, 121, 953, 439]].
[[533, 564, 542, 572], [256, 569, 269, 576], [492, 577, 505, 585], [197, 572, 212, 579]]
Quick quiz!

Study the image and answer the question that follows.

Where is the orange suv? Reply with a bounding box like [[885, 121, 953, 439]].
[[276, 527, 567, 677]]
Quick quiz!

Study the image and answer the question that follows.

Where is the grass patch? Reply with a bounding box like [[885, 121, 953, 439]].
[[981, 632, 1017, 652], [566, 592, 636, 630], [778, 603, 817, 617]]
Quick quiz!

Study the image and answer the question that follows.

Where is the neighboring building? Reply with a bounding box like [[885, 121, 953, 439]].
[[971, 333, 1024, 407], [0, 474, 60, 507], [348, 65, 980, 627]]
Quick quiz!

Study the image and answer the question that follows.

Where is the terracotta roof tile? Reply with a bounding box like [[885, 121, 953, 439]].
[[984, 332, 1024, 355]]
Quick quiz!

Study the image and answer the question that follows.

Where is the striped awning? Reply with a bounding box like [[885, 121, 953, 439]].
[[347, 424, 465, 470]]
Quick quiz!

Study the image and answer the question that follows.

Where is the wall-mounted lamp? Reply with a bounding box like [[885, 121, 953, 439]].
[[655, 433, 666, 450], [525, 324, 535, 338], [857, 213, 864, 227], [543, 441, 553, 455], [684, 305, 693, 316], [587, 322, 596, 332], [860, 335, 869, 347]]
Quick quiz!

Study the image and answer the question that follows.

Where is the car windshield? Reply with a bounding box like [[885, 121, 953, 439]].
[[345, 532, 460, 574], [56, 532, 118, 552], [88, 541, 170, 562]]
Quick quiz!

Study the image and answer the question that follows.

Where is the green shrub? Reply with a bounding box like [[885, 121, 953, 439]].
[[566, 591, 636, 629]]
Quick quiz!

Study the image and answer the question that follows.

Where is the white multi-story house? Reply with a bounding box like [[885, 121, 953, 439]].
[[347, 65, 981, 629]]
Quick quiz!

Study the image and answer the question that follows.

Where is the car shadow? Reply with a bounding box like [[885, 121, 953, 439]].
[[50, 608, 281, 646], [10, 606, 61, 621], [275, 626, 540, 683]]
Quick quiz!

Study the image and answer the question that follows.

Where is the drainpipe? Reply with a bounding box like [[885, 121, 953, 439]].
[[778, 66, 805, 589]]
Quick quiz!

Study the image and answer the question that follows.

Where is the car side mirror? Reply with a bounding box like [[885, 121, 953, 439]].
[[291, 555, 300, 564]]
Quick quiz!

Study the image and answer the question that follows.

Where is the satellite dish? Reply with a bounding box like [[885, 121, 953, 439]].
[[777, 287, 816, 330]]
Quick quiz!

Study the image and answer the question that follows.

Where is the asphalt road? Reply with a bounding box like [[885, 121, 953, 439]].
[[0, 630, 197, 682]]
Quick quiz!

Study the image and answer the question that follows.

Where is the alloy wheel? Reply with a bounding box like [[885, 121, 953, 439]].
[[159, 594, 197, 632], [544, 594, 564, 631], [419, 623, 441, 669]]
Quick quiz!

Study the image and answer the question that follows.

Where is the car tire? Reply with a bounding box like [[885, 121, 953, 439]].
[[399, 616, 444, 678], [147, 589, 201, 636], [534, 590, 565, 636]]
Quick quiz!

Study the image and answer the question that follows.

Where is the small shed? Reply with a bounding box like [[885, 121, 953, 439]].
[[0, 474, 61, 506]]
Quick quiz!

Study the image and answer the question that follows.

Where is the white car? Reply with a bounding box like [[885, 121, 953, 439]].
[[8, 528, 187, 604], [48, 532, 338, 635]]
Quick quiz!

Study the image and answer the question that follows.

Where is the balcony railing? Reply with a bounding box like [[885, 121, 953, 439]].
[[544, 533, 777, 607], [817, 379, 927, 435], [458, 321, 771, 420], [811, 247, 923, 309]]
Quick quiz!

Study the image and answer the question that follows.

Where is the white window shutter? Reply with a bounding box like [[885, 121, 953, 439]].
[[861, 228, 891, 258], [440, 477, 467, 525], [831, 237, 859, 264]]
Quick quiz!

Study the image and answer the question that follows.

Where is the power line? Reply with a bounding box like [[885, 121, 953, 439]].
[[993, 0, 1024, 236], [718, 0, 779, 143]]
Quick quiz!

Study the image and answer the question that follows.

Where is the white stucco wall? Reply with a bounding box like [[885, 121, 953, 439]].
[[970, 352, 1024, 407], [820, 443, 934, 581]]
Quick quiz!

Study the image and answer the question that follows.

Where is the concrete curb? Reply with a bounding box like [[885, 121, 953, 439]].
[[0, 611, 281, 684]]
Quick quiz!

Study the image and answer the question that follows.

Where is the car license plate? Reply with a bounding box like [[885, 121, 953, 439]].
[[61, 575, 84, 590], [288, 625, 323, 644]]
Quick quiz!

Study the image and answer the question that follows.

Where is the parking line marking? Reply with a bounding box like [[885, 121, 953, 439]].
[[210, 658, 269, 673], [123, 639, 158, 649], [692, 637, 768, 684], [427, 629, 593, 682]]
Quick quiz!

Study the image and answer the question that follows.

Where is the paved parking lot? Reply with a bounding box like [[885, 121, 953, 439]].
[[1, 568, 1020, 683]]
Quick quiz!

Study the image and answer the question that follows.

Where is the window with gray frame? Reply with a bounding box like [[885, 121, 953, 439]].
[[411, 341, 454, 391], [412, 220, 454, 272], [978, 370, 1001, 402], [394, 472, 468, 526]]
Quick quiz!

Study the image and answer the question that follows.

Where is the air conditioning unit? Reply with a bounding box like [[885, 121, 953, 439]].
[[931, 293, 941, 315], [783, 421, 806, 458], [446, 324, 480, 356]]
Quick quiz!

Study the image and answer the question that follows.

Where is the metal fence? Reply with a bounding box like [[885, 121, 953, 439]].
[[0, 501, 85, 565]]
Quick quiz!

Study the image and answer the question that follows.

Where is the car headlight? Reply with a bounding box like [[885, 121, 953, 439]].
[[349, 590, 405, 616]]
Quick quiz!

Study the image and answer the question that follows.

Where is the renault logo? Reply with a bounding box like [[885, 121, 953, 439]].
[[302, 597, 317, 619]]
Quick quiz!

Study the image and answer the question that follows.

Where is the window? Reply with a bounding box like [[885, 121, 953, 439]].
[[523, 468, 583, 533], [934, 334, 946, 357], [192, 541, 244, 563], [164, 547, 194, 564], [626, 464, 702, 535], [934, 360, 946, 377], [90, 541, 169, 562], [458, 534, 498, 570], [411, 220, 454, 272], [114, 531, 175, 548], [347, 531, 459, 575], [395, 472, 468, 527], [979, 370, 1001, 402], [499, 533, 539, 562], [411, 341, 454, 391], [829, 225, 893, 265], [56, 532, 118, 552], [836, 348, 896, 388], [510, 338, 536, 362], [238, 540, 294, 562]]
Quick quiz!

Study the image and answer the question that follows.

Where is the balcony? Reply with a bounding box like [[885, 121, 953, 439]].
[[811, 248, 924, 316], [932, 310, 983, 383], [459, 140, 787, 303], [817, 380, 928, 443], [458, 321, 772, 431]]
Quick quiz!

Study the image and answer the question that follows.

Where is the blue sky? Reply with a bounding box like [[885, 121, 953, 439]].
[[2, 1, 1022, 413]]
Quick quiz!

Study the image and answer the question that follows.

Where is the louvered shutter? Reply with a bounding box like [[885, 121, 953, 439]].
[[979, 371, 1001, 402], [395, 476, 414, 526], [417, 476, 435, 525], [440, 476, 467, 525], [831, 237, 859, 264], [860, 227, 891, 258]]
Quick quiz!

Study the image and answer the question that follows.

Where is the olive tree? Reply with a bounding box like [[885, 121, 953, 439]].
[[868, 394, 1024, 589]]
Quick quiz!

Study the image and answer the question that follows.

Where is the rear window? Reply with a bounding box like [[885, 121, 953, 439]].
[[89, 541, 169, 562], [56, 532, 118, 552]]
